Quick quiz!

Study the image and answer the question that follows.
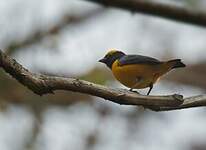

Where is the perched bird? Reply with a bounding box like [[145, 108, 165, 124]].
[[99, 49, 186, 95]]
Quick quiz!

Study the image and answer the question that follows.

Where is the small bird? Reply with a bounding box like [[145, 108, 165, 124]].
[[99, 49, 186, 95]]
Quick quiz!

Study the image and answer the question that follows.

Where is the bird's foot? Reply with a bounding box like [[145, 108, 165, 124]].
[[129, 88, 139, 94]]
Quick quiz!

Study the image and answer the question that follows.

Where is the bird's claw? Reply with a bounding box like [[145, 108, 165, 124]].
[[129, 89, 139, 94]]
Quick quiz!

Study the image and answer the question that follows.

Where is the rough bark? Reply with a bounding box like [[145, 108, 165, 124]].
[[0, 49, 206, 111]]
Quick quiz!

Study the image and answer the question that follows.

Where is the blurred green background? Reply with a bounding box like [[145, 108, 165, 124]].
[[0, 0, 206, 150]]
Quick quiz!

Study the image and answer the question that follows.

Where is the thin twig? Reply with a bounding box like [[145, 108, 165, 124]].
[[5, 8, 104, 55], [85, 0, 206, 27]]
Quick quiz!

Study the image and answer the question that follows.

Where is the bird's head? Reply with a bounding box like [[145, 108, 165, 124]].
[[99, 49, 125, 69]]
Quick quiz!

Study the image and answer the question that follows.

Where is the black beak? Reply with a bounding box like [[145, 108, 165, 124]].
[[98, 58, 106, 63]]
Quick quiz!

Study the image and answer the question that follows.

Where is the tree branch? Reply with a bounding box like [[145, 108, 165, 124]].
[[85, 0, 206, 27], [152, 95, 206, 111], [5, 8, 104, 55], [0, 49, 206, 111]]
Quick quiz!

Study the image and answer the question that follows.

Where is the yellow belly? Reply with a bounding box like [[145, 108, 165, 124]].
[[111, 60, 168, 89]]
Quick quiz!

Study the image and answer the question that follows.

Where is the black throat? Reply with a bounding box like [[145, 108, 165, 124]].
[[106, 53, 125, 69]]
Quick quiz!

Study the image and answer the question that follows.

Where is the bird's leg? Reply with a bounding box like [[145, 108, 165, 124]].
[[147, 84, 153, 95], [129, 77, 142, 94], [129, 88, 139, 94]]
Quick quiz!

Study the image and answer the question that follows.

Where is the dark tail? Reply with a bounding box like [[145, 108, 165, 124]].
[[167, 59, 186, 69]]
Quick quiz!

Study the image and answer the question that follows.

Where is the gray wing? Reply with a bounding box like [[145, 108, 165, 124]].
[[119, 55, 162, 66]]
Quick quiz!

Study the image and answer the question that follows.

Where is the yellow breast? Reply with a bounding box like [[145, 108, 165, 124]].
[[111, 60, 168, 89]]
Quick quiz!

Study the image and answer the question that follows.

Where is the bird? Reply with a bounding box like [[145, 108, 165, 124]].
[[99, 49, 186, 95]]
